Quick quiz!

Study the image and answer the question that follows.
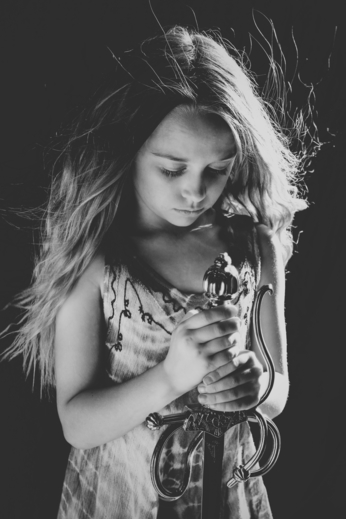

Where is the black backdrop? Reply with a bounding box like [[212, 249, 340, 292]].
[[0, 1, 345, 518]]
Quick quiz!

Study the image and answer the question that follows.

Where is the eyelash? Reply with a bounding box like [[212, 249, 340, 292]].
[[161, 167, 228, 178]]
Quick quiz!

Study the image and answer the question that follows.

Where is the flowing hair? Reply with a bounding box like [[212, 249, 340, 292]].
[[1, 25, 308, 396]]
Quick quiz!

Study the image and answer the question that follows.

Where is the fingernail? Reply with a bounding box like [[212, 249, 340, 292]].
[[198, 384, 206, 393], [203, 376, 213, 385], [198, 395, 207, 403]]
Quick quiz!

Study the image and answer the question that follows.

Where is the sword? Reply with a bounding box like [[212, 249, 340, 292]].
[[200, 252, 241, 519], [146, 253, 281, 518]]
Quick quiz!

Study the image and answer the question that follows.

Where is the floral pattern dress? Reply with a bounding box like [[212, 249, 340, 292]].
[[57, 214, 273, 519]]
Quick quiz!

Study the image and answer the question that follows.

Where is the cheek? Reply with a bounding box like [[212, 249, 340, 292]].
[[133, 168, 157, 197], [208, 175, 229, 197], [145, 176, 175, 206]]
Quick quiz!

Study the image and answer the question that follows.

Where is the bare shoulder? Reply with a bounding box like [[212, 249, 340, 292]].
[[55, 249, 107, 409], [55, 248, 106, 340], [76, 249, 106, 296], [55, 249, 106, 353]]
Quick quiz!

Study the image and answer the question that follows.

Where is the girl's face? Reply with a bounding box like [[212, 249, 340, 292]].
[[132, 106, 237, 232]]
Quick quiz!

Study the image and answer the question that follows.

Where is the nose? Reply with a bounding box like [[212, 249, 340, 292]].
[[181, 174, 206, 205]]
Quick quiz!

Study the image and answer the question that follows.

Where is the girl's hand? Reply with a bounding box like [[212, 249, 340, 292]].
[[163, 303, 241, 396], [196, 350, 264, 412]]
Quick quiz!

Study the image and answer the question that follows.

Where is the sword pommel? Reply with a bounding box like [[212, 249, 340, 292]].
[[203, 252, 239, 306]]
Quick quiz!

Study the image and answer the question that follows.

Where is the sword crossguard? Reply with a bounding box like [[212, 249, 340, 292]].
[[182, 404, 247, 438]]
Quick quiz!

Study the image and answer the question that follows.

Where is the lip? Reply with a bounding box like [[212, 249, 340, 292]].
[[174, 208, 204, 215]]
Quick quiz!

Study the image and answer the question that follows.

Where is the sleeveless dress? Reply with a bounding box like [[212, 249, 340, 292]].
[[57, 215, 273, 519]]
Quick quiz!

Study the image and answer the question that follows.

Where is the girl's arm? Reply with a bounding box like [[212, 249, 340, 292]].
[[197, 224, 289, 419], [250, 223, 289, 418], [55, 252, 241, 449], [55, 252, 177, 449]]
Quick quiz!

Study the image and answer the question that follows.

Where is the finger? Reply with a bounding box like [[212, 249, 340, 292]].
[[208, 331, 243, 357], [201, 331, 242, 357], [201, 395, 258, 413], [202, 348, 248, 384], [228, 331, 242, 349], [200, 334, 235, 356], [226, 333, 244, 359], [198, 365, 262, 395], [198, 380, 260, 409], [198, 381, 258, 406], [182, 303, 238, 330], [194, 317, 241, 346], [179, 308, 201, 324], [201, 346, 247, 373], [206, 349, 259, 376]]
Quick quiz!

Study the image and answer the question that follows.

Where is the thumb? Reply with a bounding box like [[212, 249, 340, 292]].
[[179, 308, 200, 324]]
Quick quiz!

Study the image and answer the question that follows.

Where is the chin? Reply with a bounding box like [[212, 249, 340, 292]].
[[171, 210, 211, 228]]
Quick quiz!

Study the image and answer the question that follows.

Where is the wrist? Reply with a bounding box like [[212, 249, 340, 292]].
[[153, 361, 183, 407]]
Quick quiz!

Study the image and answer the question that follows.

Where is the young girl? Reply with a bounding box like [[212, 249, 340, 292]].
[[4, 26, 306, 518]]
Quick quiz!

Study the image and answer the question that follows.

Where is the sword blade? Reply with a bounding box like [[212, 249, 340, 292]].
[[202, 432, 224, 519]]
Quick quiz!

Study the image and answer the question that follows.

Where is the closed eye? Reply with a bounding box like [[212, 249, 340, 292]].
[[207, 167, 228, 176], [161, 168, 185, 178], [161, 167, 228, 178]]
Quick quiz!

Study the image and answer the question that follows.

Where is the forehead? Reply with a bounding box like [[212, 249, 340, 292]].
[[143, 106, 235, 157]]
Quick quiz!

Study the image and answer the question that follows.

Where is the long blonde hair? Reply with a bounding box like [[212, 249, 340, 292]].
[[2, 26, 307, 395]]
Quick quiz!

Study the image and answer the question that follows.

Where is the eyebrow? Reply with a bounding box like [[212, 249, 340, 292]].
[[151, 149, 237, 162]]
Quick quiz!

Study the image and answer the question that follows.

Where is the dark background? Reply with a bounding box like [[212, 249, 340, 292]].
[[0, 1, 345, 518]]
